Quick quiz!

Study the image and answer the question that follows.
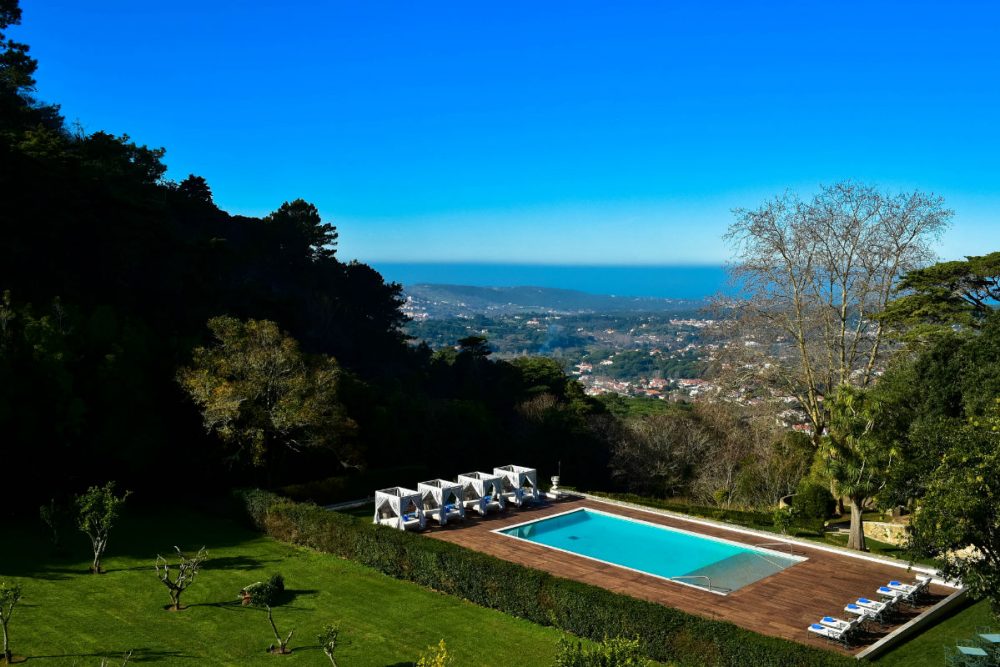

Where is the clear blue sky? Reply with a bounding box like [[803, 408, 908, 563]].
[[14, 1, 1000, 264]]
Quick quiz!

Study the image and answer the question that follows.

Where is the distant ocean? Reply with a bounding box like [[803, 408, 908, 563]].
[[370, 263, 730, 300]]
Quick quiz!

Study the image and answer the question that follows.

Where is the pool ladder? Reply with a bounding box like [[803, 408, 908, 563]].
[[668, 575, 731, 594]]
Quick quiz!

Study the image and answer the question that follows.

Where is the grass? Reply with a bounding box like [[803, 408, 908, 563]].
[[874, 600, 996, 666], [0, 505, 592, 666]]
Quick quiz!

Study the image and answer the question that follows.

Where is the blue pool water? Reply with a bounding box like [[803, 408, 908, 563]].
[[499, 509, 801, 593]]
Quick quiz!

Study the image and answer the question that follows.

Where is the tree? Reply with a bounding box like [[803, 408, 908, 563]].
[[824, 386, 894, 550], [609, 411, 710, 497], [719, 182, 951, 444], [263, 199, 338, 261], [75, 482, 130, 573], [416, 639, 452, 667], [38, 498, 63, 551], [244, 575, 293, 655], [909, 400, 1000, 612], [880, 251, 1000, 333], [176, 174, 214, 206], [154, 546, 208, 611], [318, 625, 340, 667], [0, 581, 21, 665], [177, 316, 355, 469]]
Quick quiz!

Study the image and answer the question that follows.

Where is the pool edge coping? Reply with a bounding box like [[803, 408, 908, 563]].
[[576, 493, 959, 588], [492, 505, 807, 597]]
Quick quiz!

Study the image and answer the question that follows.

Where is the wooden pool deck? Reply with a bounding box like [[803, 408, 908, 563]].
[[423, 496, 957, 655]]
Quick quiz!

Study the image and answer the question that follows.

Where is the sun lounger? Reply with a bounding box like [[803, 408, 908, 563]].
[[844, 602, 881, 626], [878, 585, 911, 605], [819, 616, 852, 632], [808, 622, 852, 647]]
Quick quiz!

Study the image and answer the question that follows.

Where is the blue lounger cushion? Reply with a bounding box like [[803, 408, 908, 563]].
[[811, 624, 826, 630], [822, 617, 837, 623], [889, 580, 902, 586]]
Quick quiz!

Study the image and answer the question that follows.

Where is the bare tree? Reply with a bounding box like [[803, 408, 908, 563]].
[[609, 412, 712, 497], [155, 547, 208, 611], [717, 182, 951, 444]]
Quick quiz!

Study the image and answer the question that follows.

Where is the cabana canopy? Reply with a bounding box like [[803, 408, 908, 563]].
[[457, 471, 506, 514], [373, 486, 426, 531], [493, 465, 541, 505], [418, 479, 465, 525]]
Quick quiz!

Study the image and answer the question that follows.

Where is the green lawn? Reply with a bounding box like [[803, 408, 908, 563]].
[[0, 506, 590, 666], [874, 600, 996, 666]]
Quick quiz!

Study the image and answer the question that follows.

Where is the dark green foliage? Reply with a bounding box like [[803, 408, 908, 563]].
[[556, 635, 647, 666], [238, 490, 852, 667], [267, 573, 285, 595], [880, 252, 1000, 332], [791, 481, 835, 533], [278, 466, 431, 505]]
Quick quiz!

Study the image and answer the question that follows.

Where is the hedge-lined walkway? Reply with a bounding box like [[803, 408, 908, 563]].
[[425, 497, 957, 655]]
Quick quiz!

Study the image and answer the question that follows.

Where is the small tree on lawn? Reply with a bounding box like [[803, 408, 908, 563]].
[[245, 577, 293, 655], [75, 482, 130, 574], [39, 498, 64, 552], [318, 625, 340, 666], [0, 581, 22, 665], [416, 639, 451, 667], [155, 547, 208, 611]]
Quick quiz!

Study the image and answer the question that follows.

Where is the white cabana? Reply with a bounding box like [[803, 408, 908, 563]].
[[456, 472, 506, 516], [418, 479, 465, 526], [373, 487, 426, 531], [493, 465, 541, 506]]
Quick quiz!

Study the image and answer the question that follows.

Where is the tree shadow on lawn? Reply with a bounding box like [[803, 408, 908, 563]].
[[102, 554, 277, 574], [27, 647, 191, 662]]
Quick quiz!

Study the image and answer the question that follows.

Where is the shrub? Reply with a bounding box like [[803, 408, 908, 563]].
[[235, 490, 852, 667], [791, 481, 835, 534], [416, 639, 451, 667], [556, 636, 647, 667], [772, 506, 796, 535], [267, 573, 285, 595]]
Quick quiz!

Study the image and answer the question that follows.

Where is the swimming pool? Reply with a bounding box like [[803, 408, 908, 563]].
[[497, 508, 804, 594]]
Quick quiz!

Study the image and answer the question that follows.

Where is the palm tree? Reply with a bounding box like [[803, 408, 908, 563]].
[[826, 386, 893, 551]]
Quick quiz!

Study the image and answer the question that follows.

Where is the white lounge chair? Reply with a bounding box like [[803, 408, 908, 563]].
[[808, 622, 852, 647], [878, 585, 909, 603], [889, 577, 931, 602], [819, 616, 852, 632], [844, 602, 880, 626]]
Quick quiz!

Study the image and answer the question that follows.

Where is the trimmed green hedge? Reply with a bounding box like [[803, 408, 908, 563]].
[[237, 490, 852, 667]]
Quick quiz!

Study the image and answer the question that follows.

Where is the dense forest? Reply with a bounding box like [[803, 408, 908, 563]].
[[0, 1, 619, 509]]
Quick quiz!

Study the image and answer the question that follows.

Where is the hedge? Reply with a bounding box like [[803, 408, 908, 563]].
[[236, 490, 853, 667]]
